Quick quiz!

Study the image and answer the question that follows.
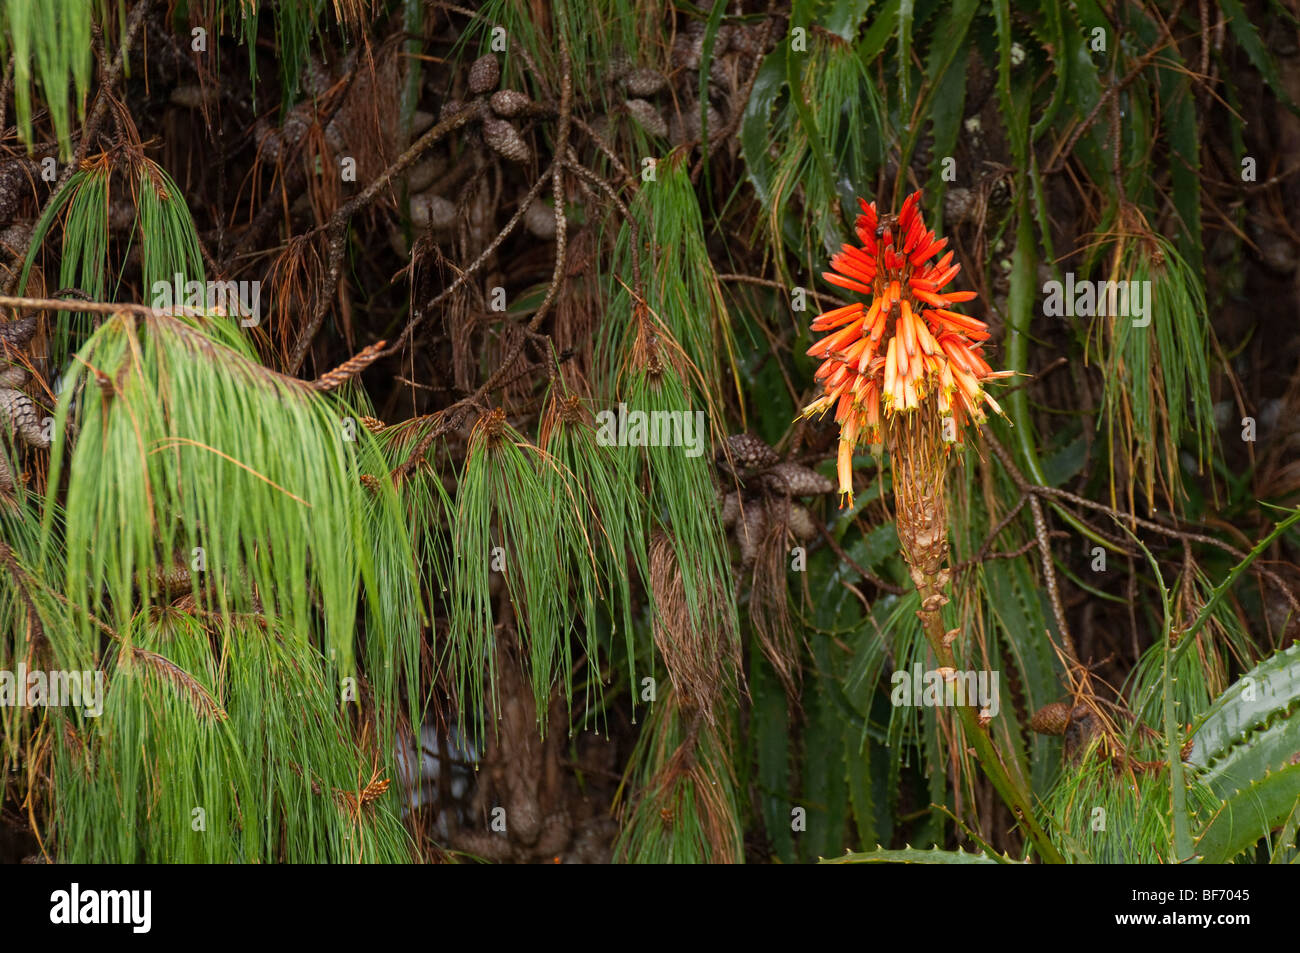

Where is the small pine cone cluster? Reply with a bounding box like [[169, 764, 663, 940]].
[[615, 64, 669, 140], [1031, 701, 1104, 763], [716, 433, 834, 566], [722, 496, 821, 567], [437, 53, 533, 165], [758, 462, 835, 497]]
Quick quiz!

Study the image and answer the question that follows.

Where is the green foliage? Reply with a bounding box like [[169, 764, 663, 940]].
[[1093, 234, 1215, 512], [1188, 644, 1300, 799], [0, 0, 93, 158], [4, 0, 1299, 867], [448, 410, 615, 729], [43, 314, 389, 674], [741, 22, 886, 264], [1187, 646, 1300, 863], [12, 312, 425, 861], [1193, 763, 1300, 864], [541, 394, 650, 694], [20, 156, 219, 368], [1042, 626, 1300, 865], [203, 0, 331, 112], [50, 614, 412, 863], [464, 0, 661, 107], [1044, 747, 1221, 865], [614, 695, 744, 863]]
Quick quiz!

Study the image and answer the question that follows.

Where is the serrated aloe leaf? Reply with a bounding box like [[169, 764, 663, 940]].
[[1191, 763, 1300, 864], [1188, 643, 1300, 771], [821, 845, 1022, 864]]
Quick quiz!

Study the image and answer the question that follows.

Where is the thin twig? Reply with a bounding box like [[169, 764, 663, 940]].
[[528, 4, 573, 334], [571, 116, 637, 190], [1044, 7, 1185, 176], [970, 493, 1028, 564], [716, 273, 848, 311], [286, 105, 481, 373], [984, 429, 1300, 618], [562, 160, 642, 297], [311, 339, 387, 391], [378, 161, 557, 361], [814, 522, 905, 595]]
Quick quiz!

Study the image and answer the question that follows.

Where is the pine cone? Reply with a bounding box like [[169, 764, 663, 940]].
[[410, 193, 457, 230], [490, 89, 532, 118], [525, 200, 558, 239], [728, 23, 768, 57], [605, 48, 633, 85], [0, 389, 47, 448], [1063, 705, 1100, 759], [1030, 702, 1070, 736], [0, 160, 35, 221], [0, 365, 27, 388], [784, 502, 818, 541], [671, 29, 704, 70], [468, 55, 500, 95], [758, 462, 834, 497], [674, 102, 724, 145], [482, 119, 531, 163], [738, 503, 766, 566], [719, 491, 740, 527], [624, 68, 666, 96], [722, 432, 780, 472], [439, 99, 468, 123], [624, 99, 667, 138], [0, 224, 32, 253]]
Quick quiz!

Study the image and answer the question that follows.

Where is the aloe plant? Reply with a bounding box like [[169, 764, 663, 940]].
[[1188, 645, 1300, 864]]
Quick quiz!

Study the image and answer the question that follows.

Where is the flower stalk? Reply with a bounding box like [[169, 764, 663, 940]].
[[803, 190, 1062, 862]]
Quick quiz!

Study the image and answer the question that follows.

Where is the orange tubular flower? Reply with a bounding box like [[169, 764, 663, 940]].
[[802, 190, 1010, 506]]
